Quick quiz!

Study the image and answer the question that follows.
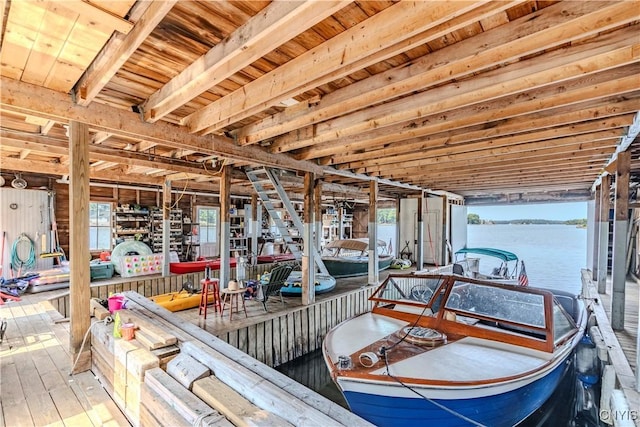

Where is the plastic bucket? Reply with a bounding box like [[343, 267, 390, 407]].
[[120, 323, 135, 341], [108, 295, 125, 313]]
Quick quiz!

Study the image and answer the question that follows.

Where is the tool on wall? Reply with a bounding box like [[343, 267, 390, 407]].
[[40, 191, 64, 263]]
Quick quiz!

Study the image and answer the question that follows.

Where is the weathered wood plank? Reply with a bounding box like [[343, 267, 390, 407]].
[[193, 376, 293, 427], [166, 352, 210, 390]]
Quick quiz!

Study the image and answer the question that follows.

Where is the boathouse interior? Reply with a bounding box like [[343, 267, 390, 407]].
[[1, 1, 639, 426]]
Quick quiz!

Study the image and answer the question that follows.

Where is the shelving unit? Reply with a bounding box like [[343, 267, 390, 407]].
[[113, 207, 150, 246], [229, 206, 250, 258], [182, 214, 199, 261], [321, 208, 353, 248], [150, 208, 183, 255]]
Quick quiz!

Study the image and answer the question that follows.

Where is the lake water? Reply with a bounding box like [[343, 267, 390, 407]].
[[277, 223, 592, 426], [468, 224, 588, 295], [379, 223, 588, 294]]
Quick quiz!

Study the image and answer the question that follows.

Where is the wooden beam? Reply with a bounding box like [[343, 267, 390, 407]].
[[611, 150, 630, 330], [219, 166, 231, 290], [74, 1, 177, 106], [357, 132, 620, 174], [0, 157, 165, 185], [274, 26, 640, 152], [240, 1, 634, 146], [368, 180, 379, 286], [1, 77, 325, 174], [183, 1, 486, 133], [68, 120, 91, 373], [142, 0, 350, 122], [311, 94, 640, 164], [302, 172, 315, 306], [0, 130, 214, 176], [316, 102, 639, 164], [337, 115, 633, 168]]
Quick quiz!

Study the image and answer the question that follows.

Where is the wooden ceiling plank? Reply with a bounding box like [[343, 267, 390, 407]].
[[183, 0, 486, 133], [277, 25, 640, 152], [243, 1, 633, 146], [141, 0, 351, 123], [21, 2, 77, 87], [0, 2, 47, 79], [74, 1, 177, 106], [2, 77, 326, 175], [54, 1, 133, 35], [342, 116, 634, 169]]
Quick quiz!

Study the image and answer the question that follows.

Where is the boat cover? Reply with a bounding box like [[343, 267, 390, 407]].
[[455, 247, 519, 262]]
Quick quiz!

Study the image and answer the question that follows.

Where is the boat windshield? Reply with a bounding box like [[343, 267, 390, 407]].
[[445, 280, 545, 328], [372, 275, 546, 328]]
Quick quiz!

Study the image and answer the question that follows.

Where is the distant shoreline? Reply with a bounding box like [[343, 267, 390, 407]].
[[470, 219, 587, 226]]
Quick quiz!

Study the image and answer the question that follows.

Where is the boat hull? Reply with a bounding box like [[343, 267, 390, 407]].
[[280, 271, 336, 296], [256, 254, 296, 264], [169, 258, 236, 274], [322, 256, 393, 278], [337, 357, 570, 427]]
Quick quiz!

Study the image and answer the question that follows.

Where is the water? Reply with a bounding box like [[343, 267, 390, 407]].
[[277, 224, 592, 426], [468, 224, 588, 295]]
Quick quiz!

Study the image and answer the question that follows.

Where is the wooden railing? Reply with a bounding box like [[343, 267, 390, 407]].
[[49, 261, 376, 367], [216, 286, 375, 367]]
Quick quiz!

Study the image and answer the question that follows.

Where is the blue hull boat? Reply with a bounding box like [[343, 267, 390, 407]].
[[323, 274, 586, 427]]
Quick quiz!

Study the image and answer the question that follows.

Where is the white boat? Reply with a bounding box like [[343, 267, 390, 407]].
[[323, 273, 585, 426]]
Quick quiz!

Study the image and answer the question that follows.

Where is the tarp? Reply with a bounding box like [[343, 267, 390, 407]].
[[455, 247, 519, 262]]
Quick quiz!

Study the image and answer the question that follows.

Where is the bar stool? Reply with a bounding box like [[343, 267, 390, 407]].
[[199, 277, 220, 319]]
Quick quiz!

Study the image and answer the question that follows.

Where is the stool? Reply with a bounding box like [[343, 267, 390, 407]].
[[220, 288, 248, 321], [199, 278, 220, 319]]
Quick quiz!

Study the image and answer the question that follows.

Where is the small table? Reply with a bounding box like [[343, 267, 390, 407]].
[[220, 288, 248, 320]]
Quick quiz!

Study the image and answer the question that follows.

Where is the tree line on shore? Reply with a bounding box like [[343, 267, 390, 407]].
[[467, 213, 587, 227]]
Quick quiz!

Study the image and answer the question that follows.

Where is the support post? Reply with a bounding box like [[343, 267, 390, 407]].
[[612, 151, 630, 330], [442, 195, 448, 266], [69, 121, 91, 372], [302, 172, 315, 305], [598, 174, 611, 293], [251, 194, 258, 266], [162, 179, 171, 277], [592, 183, 601, 281], [368, 180, 379, 285], [416, 192, 424, 271], [219, 166, 231, 289], [314, 180, 322, 252]]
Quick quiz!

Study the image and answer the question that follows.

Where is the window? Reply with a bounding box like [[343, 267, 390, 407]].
[[89, 202, 112, 251], [198, 206, 219, 257]]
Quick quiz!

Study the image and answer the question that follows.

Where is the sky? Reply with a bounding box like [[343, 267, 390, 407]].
[[467, 201, 587, 222]]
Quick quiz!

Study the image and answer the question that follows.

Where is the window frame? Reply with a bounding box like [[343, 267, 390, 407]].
[[89, 201, 113, 251]]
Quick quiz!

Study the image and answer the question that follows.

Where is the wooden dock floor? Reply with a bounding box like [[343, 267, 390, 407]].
[[599, 275, 639, 371], [0, 292, 130, 427], [0, 268, 400, 426]]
